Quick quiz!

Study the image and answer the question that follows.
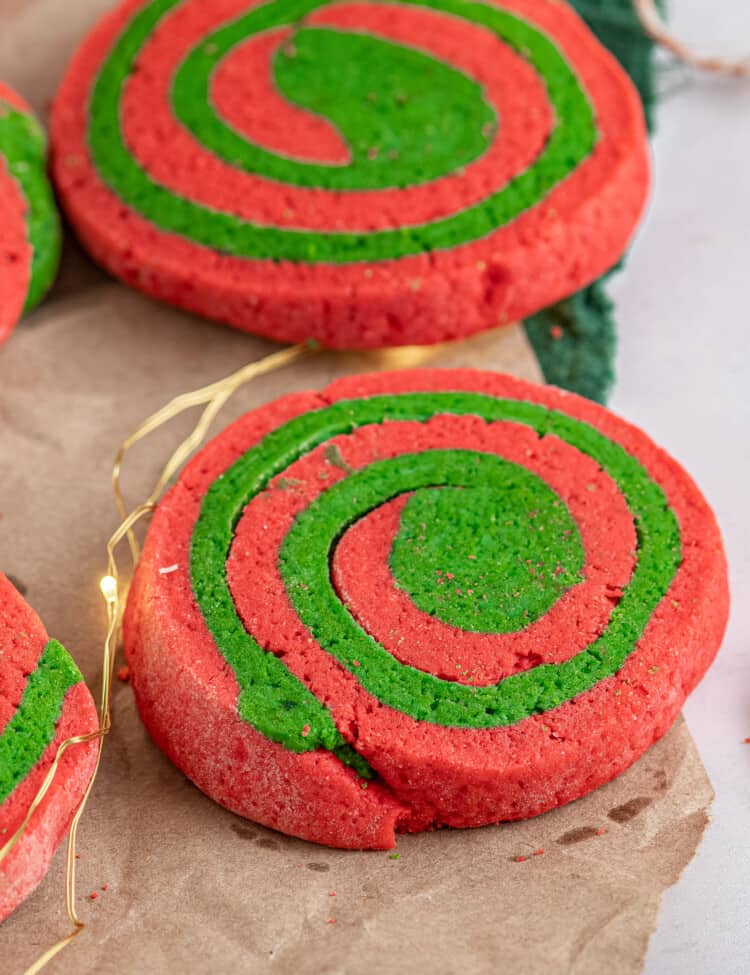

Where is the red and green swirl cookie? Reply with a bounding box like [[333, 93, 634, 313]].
[[0, 573, 97, 921], [52, 0, 649, 348], [123, 369, 728, 849], [0, 84, 61, 346]]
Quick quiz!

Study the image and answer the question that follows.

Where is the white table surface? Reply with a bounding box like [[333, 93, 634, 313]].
[[607, 3, 750, 971]]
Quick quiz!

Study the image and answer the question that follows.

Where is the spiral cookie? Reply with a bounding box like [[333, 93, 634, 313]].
[[0, 573, 98, 920], [53, 0, 648, 349], [124, 370, 728, 849], [0, 84, 61, 346]]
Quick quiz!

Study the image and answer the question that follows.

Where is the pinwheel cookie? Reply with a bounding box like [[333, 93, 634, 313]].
[[0, 573, 97, 920], [123, 370, 728, 849], [0, 84, 61, 345], [53, 0, 649, 348]]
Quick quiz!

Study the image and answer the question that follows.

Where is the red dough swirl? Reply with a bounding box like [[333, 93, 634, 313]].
[[52, 0, 649, 347], [124, 370, 728, 849]]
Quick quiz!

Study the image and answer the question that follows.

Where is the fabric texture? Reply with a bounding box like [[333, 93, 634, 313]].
[[524, 0, 662, 402]]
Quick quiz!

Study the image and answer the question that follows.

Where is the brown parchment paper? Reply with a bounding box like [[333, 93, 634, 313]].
[[0, 3, 714, 971]]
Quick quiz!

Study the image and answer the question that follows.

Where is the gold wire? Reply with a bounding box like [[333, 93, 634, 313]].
[[113, 343, 313, 562], [3, 343, 312, 975], [361, 343, 448, 371], [633, 0, 750, 77]]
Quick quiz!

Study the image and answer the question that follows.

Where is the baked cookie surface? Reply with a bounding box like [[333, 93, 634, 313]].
[[53, 0, 649, 348], [0, 573, 97, 920], [124, 369, 728, 849], [0, 83, 61, 345]]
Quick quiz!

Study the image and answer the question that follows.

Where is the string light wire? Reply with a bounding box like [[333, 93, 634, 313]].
[[3, 343, 313, 974], [633, 0, 750, 77]]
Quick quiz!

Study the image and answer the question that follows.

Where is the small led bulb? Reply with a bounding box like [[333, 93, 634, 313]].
[[99, 575, 118, 604]]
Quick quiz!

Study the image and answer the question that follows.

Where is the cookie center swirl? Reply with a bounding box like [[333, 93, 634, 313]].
[[389, 479, 584, 633], [88, 0, 597, 262], [192, 392, 681, 774], [184, 26, 496, 189]]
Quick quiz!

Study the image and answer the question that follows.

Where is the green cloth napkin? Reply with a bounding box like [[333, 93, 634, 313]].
[[524, 0, 661, 402]]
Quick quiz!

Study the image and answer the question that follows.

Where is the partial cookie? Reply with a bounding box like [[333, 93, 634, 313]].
[[123, 369, 728, 849], [53, 0, 649, 348], [0, 84, 61, 345], [0, 573, 97, 921]]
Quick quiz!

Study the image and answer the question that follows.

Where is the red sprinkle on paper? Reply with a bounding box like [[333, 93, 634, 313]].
[[327, 918, 336, 925], [329, 891, 336, 897], [743, 738, 750, 744], [89, 892, 98, 901], [116, 666, 130, 683], [514, 855, 527, 863], [534, 849, 545, 856], [596, 828, 607, 836], [101, 884, 109, 892]]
